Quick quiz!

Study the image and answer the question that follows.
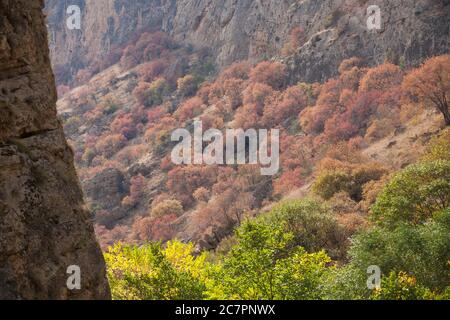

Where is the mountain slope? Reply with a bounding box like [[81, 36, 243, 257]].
[[46, 0, 449, 252], [45, 0, 450, 84]]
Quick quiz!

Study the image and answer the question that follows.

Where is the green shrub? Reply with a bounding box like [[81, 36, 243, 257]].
[[371, 160, 450, 226], [422, 128, 450, 162], [371, 272, 433, 300], [105, 241, 208, 300], [313, 171, 352, 200], [313, 164, 387, 201], [151, 199, 183, 218], [216, 221, 332, 299], [261, 199, 347, 260], [349, 210, 450, 291]]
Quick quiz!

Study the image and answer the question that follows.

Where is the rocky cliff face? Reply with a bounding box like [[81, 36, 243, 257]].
[[285, 0, 450, 82], [45, 0, 449, 83], [0, 0, 110, 299]]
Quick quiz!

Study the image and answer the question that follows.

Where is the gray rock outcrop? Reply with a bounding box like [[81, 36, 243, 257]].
[[0, 0, 110, 299]]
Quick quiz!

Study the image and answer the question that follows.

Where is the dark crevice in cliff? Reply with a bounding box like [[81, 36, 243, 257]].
[[18, 128, 58, 139]]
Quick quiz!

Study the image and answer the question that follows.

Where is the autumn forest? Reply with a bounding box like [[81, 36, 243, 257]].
[[53, 21, 450, 300]]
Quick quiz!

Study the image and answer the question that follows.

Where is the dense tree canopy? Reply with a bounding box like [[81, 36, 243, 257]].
[[57, 26, 449, 300]]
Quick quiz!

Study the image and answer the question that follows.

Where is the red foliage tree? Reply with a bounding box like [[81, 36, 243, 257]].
[[133, 81, 152, 105], [134, 214, 177, 242], [273, 167, 304, 195], [123, 174, 146, 207], [147, 105, 168, 124], [220, 61, 252, 80], [402, 54, 450, 125], [243, 82, 274, 114], [263, 83, 310, 127], [167, 166, 219, 207], [249, 61, 287, 89], [138, 59, 168, 82], [282, 26, 305, 55], [223, 78, 246, 109], [233, 103, 262, 130], [111, 112, 138, 140], [279, 135, 315, 172], [120, 44, 139, 69], [175, 97, 204, 122], [323, 91, 380, 141], [298, 79, 343, 135], [359, 63, 403, 92]]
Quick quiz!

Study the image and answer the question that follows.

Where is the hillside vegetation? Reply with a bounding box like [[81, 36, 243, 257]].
[[107, 128, 450, 299], [56, 29, 450, 300]]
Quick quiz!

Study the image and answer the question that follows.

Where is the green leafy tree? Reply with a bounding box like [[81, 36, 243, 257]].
[[322, 265, 369, 299], [151, 199, 183, 218], [371, 160, 450, 226], [217, 221, 332, 299], [422, 127, 450, 162], [105, 241, 208, 300], [346, 158, 450, 292], [371, 271, 433, 300], [348, 214, 450, 291], [313, 171, 352, 200], [261, 199, 347, 260]]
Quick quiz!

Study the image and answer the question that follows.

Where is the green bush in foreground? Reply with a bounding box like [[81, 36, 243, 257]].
[[216, 221, 332, 300], [344, 160, 450, 294], [105, 241, 209, 300]]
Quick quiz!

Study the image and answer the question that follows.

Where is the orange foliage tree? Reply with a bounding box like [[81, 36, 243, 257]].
[[249, 61, 287, 89], [402, 54, 450, 125], [175, 97, 204, 122], [95, 133, 127, 158], [138, 59, 168, 82], [359, 63, 403, 92], [263, 83, 311, 127], [282, 26, 305, 56], [338, 57, 363, 75]]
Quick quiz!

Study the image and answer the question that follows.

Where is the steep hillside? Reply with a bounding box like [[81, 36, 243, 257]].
[[55, 17, 449, 250], [45, 0, 450, 84], [0, 0, 109, 299], [40, 0, 450, 301], [0, 0, 447, 302]]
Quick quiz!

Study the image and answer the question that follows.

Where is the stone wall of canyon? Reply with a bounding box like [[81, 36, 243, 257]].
[[45, 0, 449, 83], [0, 0, 110, 299]]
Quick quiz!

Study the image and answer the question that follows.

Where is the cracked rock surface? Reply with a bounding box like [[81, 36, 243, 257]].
[[0, 0, 110, 299], [46, 0, 449, 82]]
